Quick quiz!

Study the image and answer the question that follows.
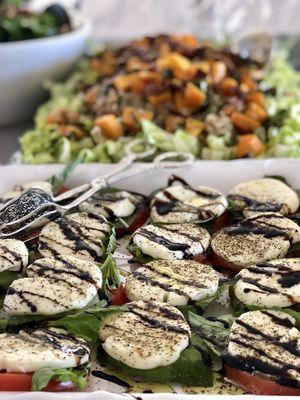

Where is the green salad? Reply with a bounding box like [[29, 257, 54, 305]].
[[0, 0, 71, 42], [20, 34, 300, 164]]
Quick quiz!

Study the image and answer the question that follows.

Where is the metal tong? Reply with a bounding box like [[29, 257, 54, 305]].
[[0, 139, 194, 238]]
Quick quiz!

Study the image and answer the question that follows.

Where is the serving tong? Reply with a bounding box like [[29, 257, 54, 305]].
[[0, 139, 194, 239]]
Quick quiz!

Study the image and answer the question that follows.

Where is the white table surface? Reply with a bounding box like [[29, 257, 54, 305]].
[[0, 122, 32, 164]]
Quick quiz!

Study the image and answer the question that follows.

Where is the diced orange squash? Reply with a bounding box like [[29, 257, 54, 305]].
[[84, 87, 99, 107], [185, 118, 205, 137], [156, 52, 196, 80], [237, 134, 265, 158], [165, 114, 185, 132], [174, 92, 190, 116], [94, 115, 124, 139], [113, 73, 143, 94], [223, 104, 236, 116], [208, 61, 227, 85], [122, 107, 154, 129], [148, 91, 172, 106], [59, 125, 86, 140], [46, 109, 78, 125], [90, 52, 116, 77], [171, 34, 200, 49], [138, 71, 162, 85], [246, 91, 266, 107], [126, 56, 148, 71], [246, 103, 268, 123], [184, 83, 206, 108], [194, 61, 210, 74], [240, 72, 257, 92], [218, 77, 238, 96], [231, 112, 260, 132]]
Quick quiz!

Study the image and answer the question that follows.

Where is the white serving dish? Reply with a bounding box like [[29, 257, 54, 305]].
[[0, 19, 90, 126], [0, 158, 298, 400]]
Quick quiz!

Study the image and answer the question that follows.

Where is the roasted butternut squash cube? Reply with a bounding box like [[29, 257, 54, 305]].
[[218, 77, 238, 96], [246, 91, 266, 107], [122, 107, 154, 129], [231, 112, 260, 132], [94, 115, 124, 139], [185, 118, 205, 137], [184, 83, 206, 108], [246, 103, 268, 123], [165, 114, 185, 132], [148, 91, 172, 106], [156, 52, 196, 80]]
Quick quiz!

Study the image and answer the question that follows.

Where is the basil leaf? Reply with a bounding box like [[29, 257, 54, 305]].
[[264, 175, 289, 185], [106, 227, 117, 255], [0, 270, 20, 289], [100, 254, 121, 290], [99, 346, 213, 386], [32, 364, 89, 391], [178, 279, 235, 318], [189, 312, 235, 349], [126, 242, 154, 264], [48, 151, 87, 195], [230, 287, 300, 329], [49, 304, 128, 343], [189, 312, 235, 371]]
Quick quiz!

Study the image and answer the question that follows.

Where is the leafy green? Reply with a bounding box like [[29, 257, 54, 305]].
[[32, 364, 89, 391], [189, 312, 235, 371], [264, 175, 289, 185], [126, 242, 154, 264], [141, 120, 200, 156], [106, 227, 117, 256], [177, 279, 234, 318], [0, 270, 20, 289], [48, 151, 87, 195], [49, 303, 128, 343], [230, 287, 300, 329], [99, 346, 213, 386], [99, 254, 121, 290]]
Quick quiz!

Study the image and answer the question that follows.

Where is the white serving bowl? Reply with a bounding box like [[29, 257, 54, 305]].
[[0, 19, 91, 126]]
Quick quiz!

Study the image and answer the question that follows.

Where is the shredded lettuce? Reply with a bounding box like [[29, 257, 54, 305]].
[[141, 120, 200, 156], [265, 57, 300, 157]]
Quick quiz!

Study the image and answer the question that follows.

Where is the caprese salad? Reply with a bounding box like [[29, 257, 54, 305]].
[[0, 171, 299, 395]]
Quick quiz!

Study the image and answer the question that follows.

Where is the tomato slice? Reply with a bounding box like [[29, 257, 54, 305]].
[[57, 185, 70, 195], [206, 251, 242, 273], [212, 211, 230, 234], [192, 253, 208, 263], [110, 285, 129, 305], [0, 372, 75, 391], [115, 207, 149, 238], [225, 365, 300, 396]]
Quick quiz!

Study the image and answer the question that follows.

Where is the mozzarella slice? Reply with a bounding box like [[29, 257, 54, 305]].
[[132, 223, 210, 260], [0, 327, 89, 373], [125, 260, 219, 306], [229, 178, 299, 217], [100, 300, 190, 370], [38, 212, 111, 261], [151, 184, 227, 224], [234, 258, 300, 308], [211, 212, 300, 268], [0, 239, 28, 273], [227, 310, 300, 386], [4, 255, 102, 315], [1, 181, 53, 204], [79, 190, 142, 219]]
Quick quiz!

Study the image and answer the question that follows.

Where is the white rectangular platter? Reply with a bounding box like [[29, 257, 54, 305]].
[[0, 158, 299, 400]]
